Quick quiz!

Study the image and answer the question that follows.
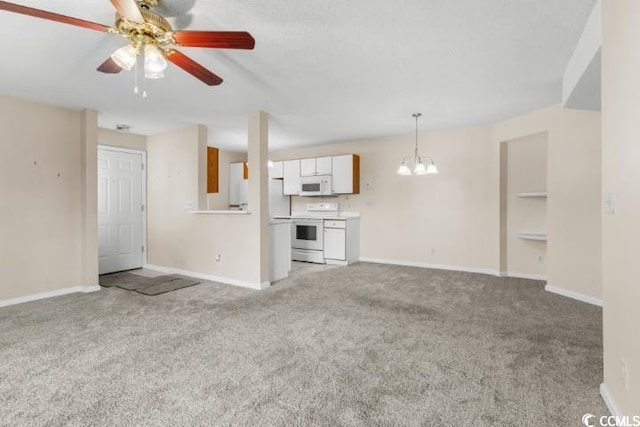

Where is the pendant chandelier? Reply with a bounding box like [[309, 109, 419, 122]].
[[396, 113, 438, 176]]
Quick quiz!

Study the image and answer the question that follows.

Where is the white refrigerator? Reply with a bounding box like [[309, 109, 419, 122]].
[[269, 179, 290, 217]]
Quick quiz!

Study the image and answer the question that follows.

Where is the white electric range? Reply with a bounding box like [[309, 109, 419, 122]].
[[274, 203, 340, 264]]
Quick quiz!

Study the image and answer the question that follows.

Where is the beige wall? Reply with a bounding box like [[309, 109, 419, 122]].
[[494, 106, 602, 301], [505, 133, 548, 278], [146, 122, 268, 288], [277, 125, 500, 274], [276, 105, 601, 302], [0, 96, 98, 302], [98, 128, 147, 151], [601, 0, 640, 414], [99, 123, 249, 213]]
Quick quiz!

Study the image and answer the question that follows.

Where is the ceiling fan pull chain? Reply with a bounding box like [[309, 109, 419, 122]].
[[142, 51, 148, 99], [133, 56, 139, 94]]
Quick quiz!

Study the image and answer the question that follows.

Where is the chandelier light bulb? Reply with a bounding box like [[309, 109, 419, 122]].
[[414, 159, 427, 175], [396, 162, 412, 176], [426, 162, 439, 174]]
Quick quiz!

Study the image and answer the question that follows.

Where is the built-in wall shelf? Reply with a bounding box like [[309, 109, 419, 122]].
[[516, 192, 548, 198], [516, 232, 547, 241]]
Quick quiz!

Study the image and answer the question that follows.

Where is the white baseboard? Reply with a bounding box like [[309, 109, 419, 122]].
[[143, 264, 270, 290], [545, 284, 603, 307], [359, 257, 501, 277], [0, 285, 101, 308], [507, 272, 547, 281], [600, 383, 621, 417]]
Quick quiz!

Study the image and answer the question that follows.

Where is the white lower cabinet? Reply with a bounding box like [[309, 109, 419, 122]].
[[324, 228, 346, 261], [323, 218, 359, 265]]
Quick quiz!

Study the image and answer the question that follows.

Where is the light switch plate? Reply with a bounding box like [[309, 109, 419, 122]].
[[603, 193, 615, 214]]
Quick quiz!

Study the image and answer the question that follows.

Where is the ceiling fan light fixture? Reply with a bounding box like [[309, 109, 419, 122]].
[[144, 44, 168, 76], [111, 44, 138, 71], [145, 69, 165, 79]]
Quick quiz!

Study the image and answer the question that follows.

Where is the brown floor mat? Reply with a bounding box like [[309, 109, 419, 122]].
[[99, 272, 199, 295]]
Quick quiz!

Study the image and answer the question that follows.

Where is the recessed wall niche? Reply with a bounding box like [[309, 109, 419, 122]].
[[500, 132, 548, 280]]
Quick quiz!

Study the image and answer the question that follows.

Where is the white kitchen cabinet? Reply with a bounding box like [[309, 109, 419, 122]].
[[316, 157, 332, 175], [300, 158, 316, 177], [323, 218, 360, 265], [332, 154, 360, 194], [324, 228, 346, 261], [283, 160, 301, 195], [300, 157, 332, 176], [269, 161, 284, 179]]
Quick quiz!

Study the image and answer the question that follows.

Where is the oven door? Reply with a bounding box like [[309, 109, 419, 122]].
[[292, 221, 324, 251]]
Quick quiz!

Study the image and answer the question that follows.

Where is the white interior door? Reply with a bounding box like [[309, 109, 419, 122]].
[[98, 148, 144, 274]]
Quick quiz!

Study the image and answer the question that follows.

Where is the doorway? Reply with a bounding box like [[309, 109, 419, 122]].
[[97, 147, 146, 274]]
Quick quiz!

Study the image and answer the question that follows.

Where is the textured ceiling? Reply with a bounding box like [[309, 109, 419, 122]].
[[0, 0, 596, 150]]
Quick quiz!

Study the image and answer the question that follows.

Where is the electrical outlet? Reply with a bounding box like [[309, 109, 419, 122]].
[[621, 358, 630, 390], [536, 255, 544, 263], [430, 248, 436, 256], [215, 254, 222, 263]]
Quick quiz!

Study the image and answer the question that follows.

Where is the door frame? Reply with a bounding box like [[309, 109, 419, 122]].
[[97, 145, 148, 268]]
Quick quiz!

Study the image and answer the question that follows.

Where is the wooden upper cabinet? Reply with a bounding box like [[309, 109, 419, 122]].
[[207, 147, 219, 194]]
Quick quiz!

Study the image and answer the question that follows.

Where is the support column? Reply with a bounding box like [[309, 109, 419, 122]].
[[80, 109, 98, 287], [247, 111, 270, 287]]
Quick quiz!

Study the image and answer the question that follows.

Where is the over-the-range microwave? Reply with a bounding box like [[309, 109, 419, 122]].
[[299, 175, 333, 197]]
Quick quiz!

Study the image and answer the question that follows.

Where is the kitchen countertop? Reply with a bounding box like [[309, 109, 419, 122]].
[[269, 219, 292, 225], [272, 214, 360, 221], [190, 210, 251, 215]]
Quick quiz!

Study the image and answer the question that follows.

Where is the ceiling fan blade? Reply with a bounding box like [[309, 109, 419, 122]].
[[173, 31, 255, 49], [97, 58, 123, 74], [166, 50, 223, 86], [109, 0, 144, 24], [0, 1, 109, 32]]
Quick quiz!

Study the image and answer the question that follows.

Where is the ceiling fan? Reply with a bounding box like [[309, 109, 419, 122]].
[[0, 0, 255, 86]]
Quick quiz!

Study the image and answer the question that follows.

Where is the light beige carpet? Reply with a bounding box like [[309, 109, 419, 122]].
[[0, 263, 607, 426]]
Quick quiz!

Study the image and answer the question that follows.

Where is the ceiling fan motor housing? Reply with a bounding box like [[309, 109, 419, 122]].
[[137, 0, 159, 9], [115, 7, 174, 47]]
